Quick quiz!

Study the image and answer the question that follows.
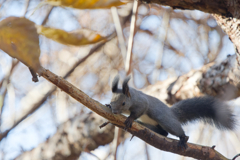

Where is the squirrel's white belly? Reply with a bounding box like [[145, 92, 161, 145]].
[[122, 111, 158, 125], [139, 114, 158, 125]]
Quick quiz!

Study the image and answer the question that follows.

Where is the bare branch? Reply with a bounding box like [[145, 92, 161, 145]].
[[35, 66, 230, 160], [41, 6, 54, 25], [0, 60, 19, 129], [23, 0, 30, 17], [152, 8, 172, 83], [125, 0, 139, 74], [0, 39, 108, 142], [111, 7, 127, 59]]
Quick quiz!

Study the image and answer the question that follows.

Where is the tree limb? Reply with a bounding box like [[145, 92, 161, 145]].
[[140, 0, 231, 16], [33, 66, 230, 160], [0, 40, 107, 142]]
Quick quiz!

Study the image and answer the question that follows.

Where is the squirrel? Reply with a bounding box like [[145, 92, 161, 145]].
[[106, 75, 236, 149]]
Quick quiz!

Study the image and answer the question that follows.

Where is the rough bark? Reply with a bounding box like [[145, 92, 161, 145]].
[[213, 14, 240, 67], [141, 0, 240, 18], [141, 0, 232, 16], [15, 113, 114, 160]]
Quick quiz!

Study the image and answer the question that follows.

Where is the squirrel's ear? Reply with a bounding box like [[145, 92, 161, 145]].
[[122, 76, 131, 97], [112, 75, 119, 93]]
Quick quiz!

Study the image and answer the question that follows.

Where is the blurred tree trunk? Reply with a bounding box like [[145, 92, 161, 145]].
[[144, 54, 240, 104], [15, 113, 114, 160]]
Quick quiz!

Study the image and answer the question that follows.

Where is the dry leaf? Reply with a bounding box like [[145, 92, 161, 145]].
[[0, 17, 41, 72], [36, 26, 106, 46], [45, 0, 126, 9]]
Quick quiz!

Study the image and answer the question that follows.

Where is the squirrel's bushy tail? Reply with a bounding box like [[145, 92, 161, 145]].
[[171, 96, 236, 130]]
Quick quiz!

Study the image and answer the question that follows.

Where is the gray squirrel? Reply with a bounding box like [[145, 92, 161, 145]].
[[106, 75, 236, 149]]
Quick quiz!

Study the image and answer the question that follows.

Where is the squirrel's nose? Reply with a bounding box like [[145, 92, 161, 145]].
[[112, 110, 118, 114]]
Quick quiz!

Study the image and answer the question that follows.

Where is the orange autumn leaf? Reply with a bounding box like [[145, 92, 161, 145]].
[[0, 17, 41, 72], [36, 26, 105, 46], [44, 0, 126, 9]]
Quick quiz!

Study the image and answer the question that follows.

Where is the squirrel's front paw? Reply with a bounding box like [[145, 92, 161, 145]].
[[124, 117, 134, 130], [105, 104, 111, 109]]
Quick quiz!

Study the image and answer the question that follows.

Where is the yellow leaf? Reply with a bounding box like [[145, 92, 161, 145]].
[[45, 0, 126, 9], [36, 26, 106, 46], [0, 17, 41, 72]]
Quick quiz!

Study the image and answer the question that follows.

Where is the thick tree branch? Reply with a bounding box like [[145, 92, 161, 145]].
[[14, 54, 239, 159], [33, 66, 229, 160], [141, 0, 230, 16], [213, 14, 240, 66]]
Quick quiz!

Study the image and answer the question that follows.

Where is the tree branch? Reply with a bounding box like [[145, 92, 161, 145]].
[[0, 40, 107, 142], [141, 0, 230, 16], [212, 14, 240, 68], [34, 66, 230, 160]]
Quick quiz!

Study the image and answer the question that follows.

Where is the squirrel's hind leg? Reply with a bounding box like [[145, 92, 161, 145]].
[[178, 135, 189, 150]]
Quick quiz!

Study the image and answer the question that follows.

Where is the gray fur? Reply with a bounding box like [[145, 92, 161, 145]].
[[171, 97, 236, 130], [112, 75, 119, 93], [122, 76, 131, 97], [109, 76, 236, 138]]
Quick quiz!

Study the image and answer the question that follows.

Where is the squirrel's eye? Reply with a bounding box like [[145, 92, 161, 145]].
[[122, 102, 125, 106]]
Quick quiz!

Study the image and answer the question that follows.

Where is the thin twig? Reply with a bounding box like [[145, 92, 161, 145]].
[[41, 6, 54, 25], [232, 154, 240, 160], [152, 8, 172, 83], [0, 60, 19, 89], [145, 143, 150, 160], [113, 127, 119, 160], [23, 0, 30, 17], [114, 128, 122, 160], [0, 87, 7, 131], [99, 121, 110, 128], [130, 134, 134, 141], [125, 0, 139, 75], [85, 152, 101, 160], [0, 60, 19, 131], [111, 7, 127, 59], [0, 0, 7, 8]]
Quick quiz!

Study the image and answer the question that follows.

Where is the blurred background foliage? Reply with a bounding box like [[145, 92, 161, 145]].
[[0, 0, 239, 160]]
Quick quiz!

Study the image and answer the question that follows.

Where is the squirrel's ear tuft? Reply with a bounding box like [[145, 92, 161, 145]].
[[122, 76, 131, 97], [112, 75, 119, 93]]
